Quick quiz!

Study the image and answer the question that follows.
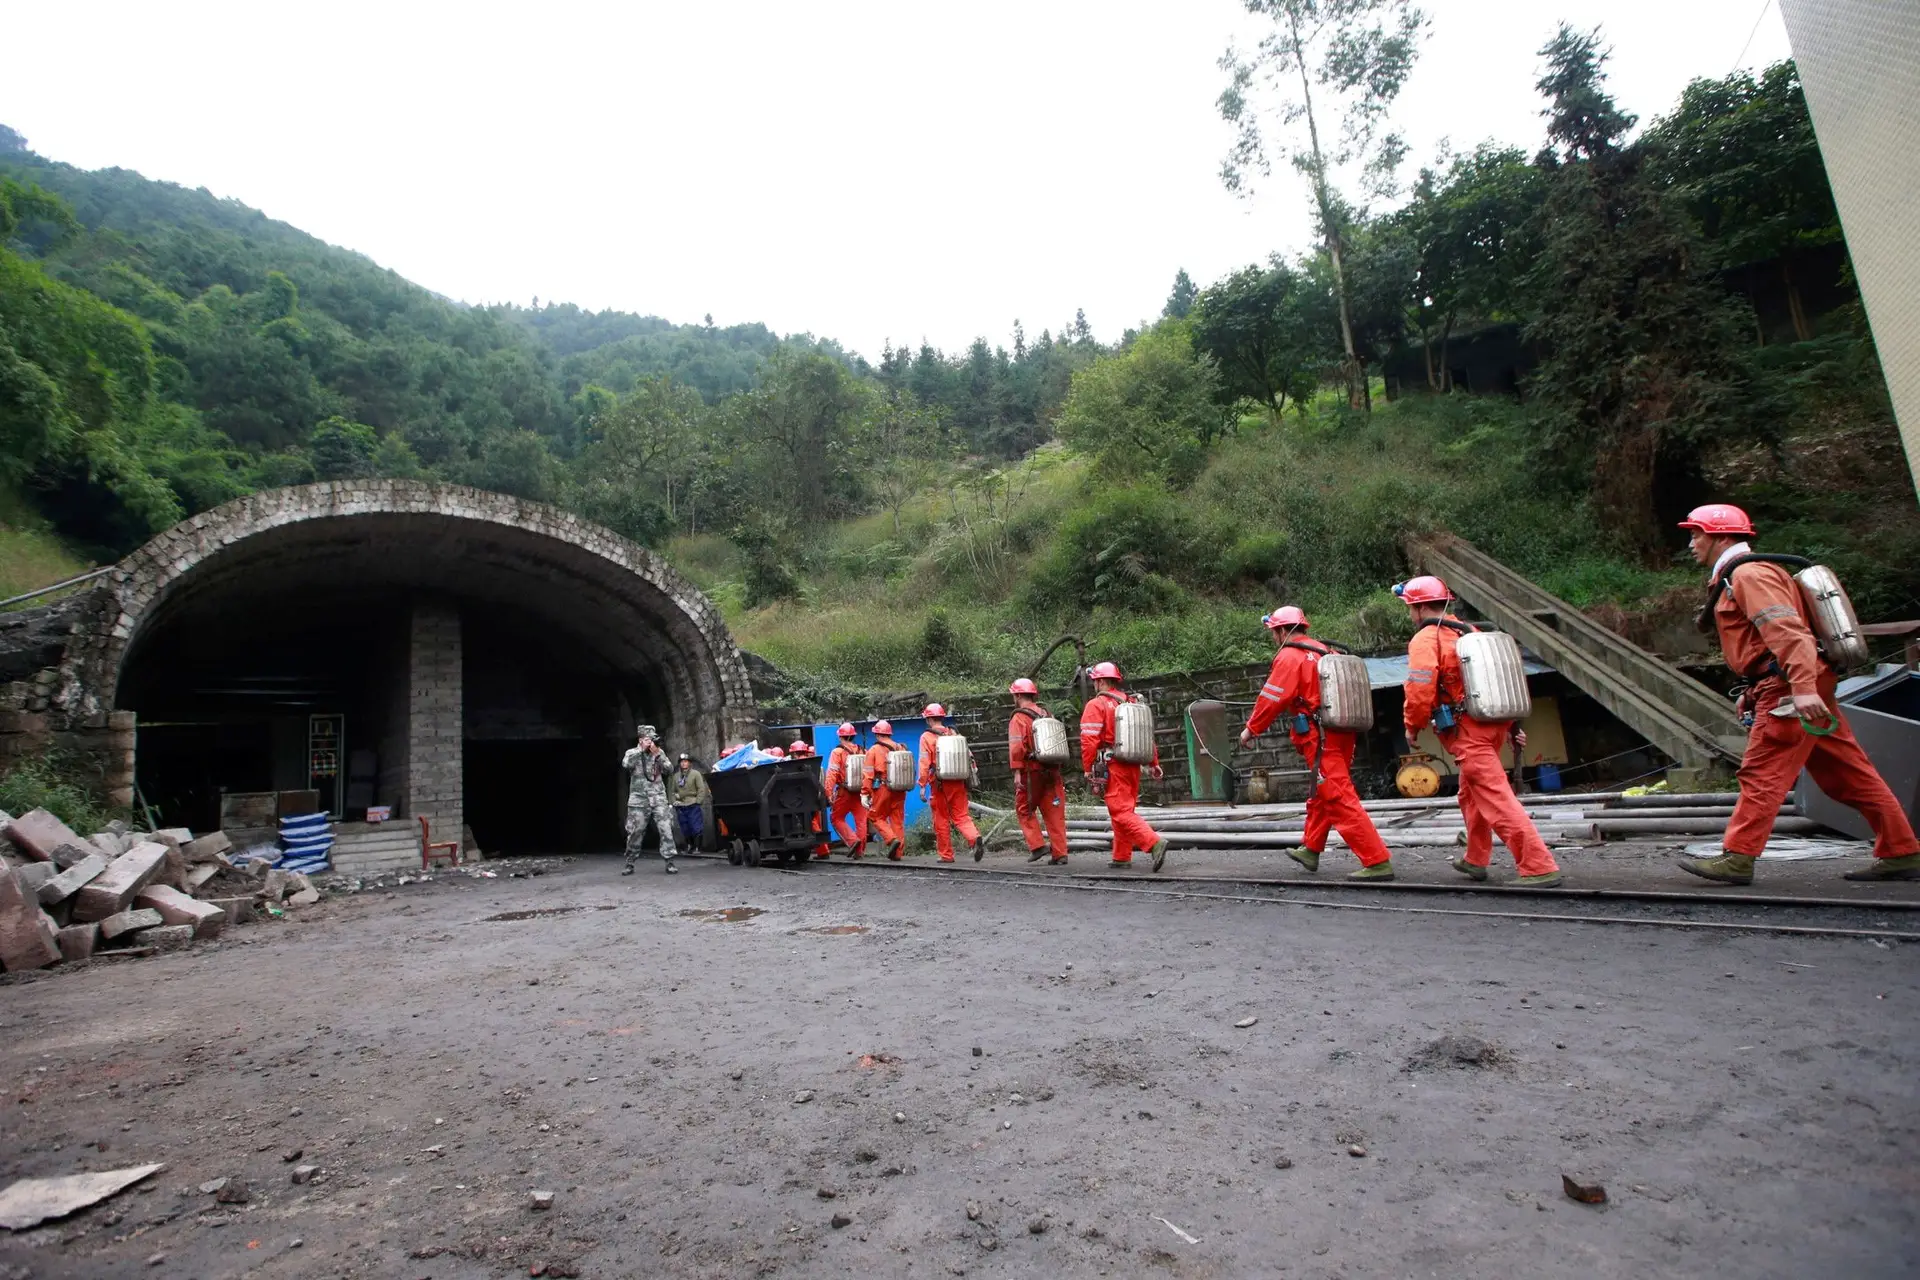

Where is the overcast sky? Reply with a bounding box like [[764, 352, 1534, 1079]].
[[5, 0, 1789, 360]]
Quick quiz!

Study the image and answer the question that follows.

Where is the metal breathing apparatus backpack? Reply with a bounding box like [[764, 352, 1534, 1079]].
[[885, 747, 915, 791], [933, 731, 972, 782], [1015, 707, 1072, 766], [1420, 620, 1531, 724], [1108, 694, 1156, 764], [842, 751, 864, 792], [1282, 638, 1373, 733], [1700, 554, 1870, 672]]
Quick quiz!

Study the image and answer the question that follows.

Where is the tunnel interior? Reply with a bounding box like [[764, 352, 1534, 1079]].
[[114, 509, 732, 855]]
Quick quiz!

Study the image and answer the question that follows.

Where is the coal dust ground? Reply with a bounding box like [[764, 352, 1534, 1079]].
[[2, 855, 1916, 1279]]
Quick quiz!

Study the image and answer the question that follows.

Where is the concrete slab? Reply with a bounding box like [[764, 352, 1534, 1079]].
[[134, 885, 226, 939], [142, 924, 194, 952], [98, 908, 164, 941], [5, 809, 82, 862], [36, 853, 107, 907], [182, 832, 233, 863], [0, 863, 59, 971], [71, 844, 170, 923]]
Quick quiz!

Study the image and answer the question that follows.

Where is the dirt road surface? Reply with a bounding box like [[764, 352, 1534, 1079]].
[[2, 854, 1915, 1278]]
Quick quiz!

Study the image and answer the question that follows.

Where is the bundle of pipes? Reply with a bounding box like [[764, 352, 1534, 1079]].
[[1057, 790, 1820, 849]]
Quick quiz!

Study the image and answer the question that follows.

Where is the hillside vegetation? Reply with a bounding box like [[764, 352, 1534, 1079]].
[[0, 44, 1913, 686]]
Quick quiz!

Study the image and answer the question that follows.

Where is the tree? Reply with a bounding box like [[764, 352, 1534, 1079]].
[[1056, 319, 1228, 486], [567, 375, 705, 543], [862, 393, 949, 533], [309, 416, 377, 480], [1190, 261, 1320, 417], [1219, 0, 1426, 409], [1524, 26, 1743, 562], [1164, 270, 1199, 320], [1383, 144, 1542, 388], [1645, 61, 1841, 342], [724, 350, 871, 524]]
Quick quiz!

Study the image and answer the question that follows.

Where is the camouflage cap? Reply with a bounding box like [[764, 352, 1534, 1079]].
[[637, 724, 659, 740]]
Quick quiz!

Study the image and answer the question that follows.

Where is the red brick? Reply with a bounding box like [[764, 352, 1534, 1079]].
[[56, 922, 97, 963], [99, 907, 164, 940], [0, 864, 59, 971], [134, 884, 226, 939], [71, 843, 170, 923], [6, 809, 83, 862]]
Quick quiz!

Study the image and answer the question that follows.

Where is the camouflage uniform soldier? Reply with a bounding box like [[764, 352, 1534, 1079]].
[[621, 726, 679, 875]]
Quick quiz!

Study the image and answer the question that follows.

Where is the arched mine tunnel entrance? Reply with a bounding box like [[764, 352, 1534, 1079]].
[[94, 483, 755, 856]]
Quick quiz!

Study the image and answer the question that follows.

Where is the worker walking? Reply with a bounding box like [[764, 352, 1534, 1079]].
[[1397, 578, 1562, 886], [787, 738, 834, 860], [863, 720, 908, 861], [621, 726, 679, 875], [1009, 678, 1070, 865], [670, 752, 708, 852], [1240, 607, 1394, 880], [1676, 504, 1919, 884], [1080, 662, 1170, 872], [825, 722, 869, 857], [919, 704, 984, 863]]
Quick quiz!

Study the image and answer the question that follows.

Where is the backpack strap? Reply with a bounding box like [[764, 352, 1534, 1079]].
[[1281, 638, 1330, 656], [1698, 553, 1813, 633], [1414, 619, 1476, 637]]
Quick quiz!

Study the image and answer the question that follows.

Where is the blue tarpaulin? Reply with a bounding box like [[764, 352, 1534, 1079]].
[[713, 743, 784, 772]]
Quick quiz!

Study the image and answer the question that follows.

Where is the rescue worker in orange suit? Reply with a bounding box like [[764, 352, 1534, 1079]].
[[918, 704, 985, 863], [1397, 576, 1563, 886], [862, 720, 908, 861], [1239, 607, 1395, 880], [1008, 678, 1070, 865], [1080, 662, 1171, 872], [824, 722, 869, 858], [787, 738, 833, 860], [1676, 503, 1919, 884]]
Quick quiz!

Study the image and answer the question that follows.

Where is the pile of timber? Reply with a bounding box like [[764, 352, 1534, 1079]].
[[1060, 791, 1817, 853], [0, 808, 320, 973]]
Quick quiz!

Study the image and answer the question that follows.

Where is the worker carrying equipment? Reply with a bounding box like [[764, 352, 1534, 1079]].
[[1676, 506, 1918, 885], [825, 723, 869, 857], [1241, 608, 1394, 880], [919, 704, 984, 862], [1080, 662, 1170, 873], [1400, 586, 1562, 886], [862, 721, 909, 860], [1009, 680, 1069, 864]]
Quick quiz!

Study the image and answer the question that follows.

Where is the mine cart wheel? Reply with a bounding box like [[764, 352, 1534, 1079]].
[[726, 841, 743, 866], [745, 840, 762, 867]]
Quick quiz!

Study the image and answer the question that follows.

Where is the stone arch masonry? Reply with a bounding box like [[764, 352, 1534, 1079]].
[[0, 481, 757, 819]]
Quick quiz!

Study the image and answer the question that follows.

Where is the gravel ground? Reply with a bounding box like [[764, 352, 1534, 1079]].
[[1, 852, 1915, 1279]]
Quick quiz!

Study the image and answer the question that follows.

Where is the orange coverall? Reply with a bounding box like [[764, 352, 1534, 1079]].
[[1080, 690, 1161, 864], [825, 743, 869, 853], [1010, 705, 1069, 860], [919, 726, 981, 861], [862, 739, 907, 855], [1404, 621, 1559, 878], [1246, 639, 1390, 867], [1713, 561, 1918, 860]]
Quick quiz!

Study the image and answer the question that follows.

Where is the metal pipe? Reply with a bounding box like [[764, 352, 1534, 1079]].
[[0, 565, 113, 610]]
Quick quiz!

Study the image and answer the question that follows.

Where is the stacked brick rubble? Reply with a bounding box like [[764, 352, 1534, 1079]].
[[0, 807, 323, 973]]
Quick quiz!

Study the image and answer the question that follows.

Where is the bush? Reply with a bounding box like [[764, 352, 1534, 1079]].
[[0, 751, 115, 833], [1025, 483, 1198, 616]]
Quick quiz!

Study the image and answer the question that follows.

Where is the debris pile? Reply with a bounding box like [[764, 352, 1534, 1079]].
[[0, 807, 325, 973]]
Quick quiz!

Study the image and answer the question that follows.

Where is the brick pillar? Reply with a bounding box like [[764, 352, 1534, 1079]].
[[407, 597, 462, 839]]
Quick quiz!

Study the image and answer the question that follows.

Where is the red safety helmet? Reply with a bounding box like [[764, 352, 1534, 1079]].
[[1263, 605, 1308, 630], [1009, 677, 1038, 695], [1393, 575, 1452, 606], [923, 702, 947, 718], [790, 739, 815, 757], [873, 719, 893, 736], [837, 721, 857, 737], [766, 746, 787, 759], [1677, 503, 1755, 537], [1088, 661, 1123, 682]]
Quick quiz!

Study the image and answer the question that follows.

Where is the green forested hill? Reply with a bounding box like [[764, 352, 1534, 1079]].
[[0, 48, 1914, 695]]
